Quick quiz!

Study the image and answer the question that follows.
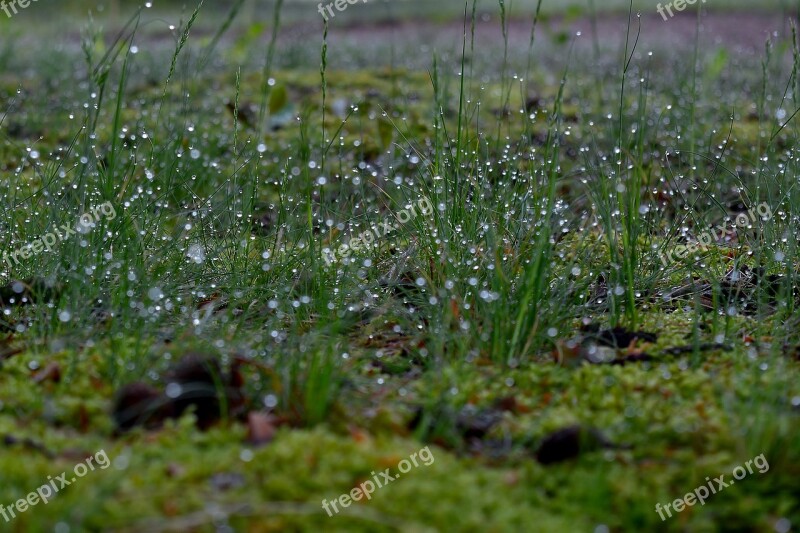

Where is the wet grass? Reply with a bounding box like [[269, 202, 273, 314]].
[[0, 1, 800, 531]]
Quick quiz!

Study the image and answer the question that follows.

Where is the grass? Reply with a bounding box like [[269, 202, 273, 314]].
[[0, 0, 799, 531]]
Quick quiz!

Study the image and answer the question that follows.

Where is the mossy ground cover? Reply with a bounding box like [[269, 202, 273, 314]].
[[1, 1, 800, 531]]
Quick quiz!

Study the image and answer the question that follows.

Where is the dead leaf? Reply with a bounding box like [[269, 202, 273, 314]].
[[246, 412, 276, 447], [166, 463, 185, 478], [77, 404, 90, 433], [534, 425, 628, 465], [32, 362, 61, 383], [348, 425, 369, 444]]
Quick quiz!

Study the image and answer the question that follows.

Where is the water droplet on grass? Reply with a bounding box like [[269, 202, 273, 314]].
[[187, 244, 205, 264], [148, 287, 164, 301]]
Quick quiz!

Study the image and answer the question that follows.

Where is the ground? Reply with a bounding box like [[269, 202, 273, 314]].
[[0, 1, 799, 531]]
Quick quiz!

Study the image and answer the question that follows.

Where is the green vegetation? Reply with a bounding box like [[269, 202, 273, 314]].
[[0, 0, 799, 531]]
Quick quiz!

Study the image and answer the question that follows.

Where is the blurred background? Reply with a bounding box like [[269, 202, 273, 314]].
[[0, 0, 794, 27]]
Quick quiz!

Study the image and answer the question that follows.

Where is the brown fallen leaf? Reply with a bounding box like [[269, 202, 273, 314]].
[[449, 297, 460, 321], [77, 404, 91, 433], [32, 362, 61, 383], [112, 382, 173, 433], [348, 425, 370, 443], [113, 353, 251, 434], [534, 425, 629, 465], [246, 412, 276, 447], [2, 434, 55, 459], [552, 338, 582, 366], [165, 352, 246, 430], [0, 343, 24, 362], [493, 395, 533, 414], [163, 500, 180, 517], [592, 326, 657, 347], [166, 463, 185, 478]]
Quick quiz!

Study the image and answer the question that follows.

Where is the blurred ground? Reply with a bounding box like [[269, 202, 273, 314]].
[[1, 1, 799, 532]]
